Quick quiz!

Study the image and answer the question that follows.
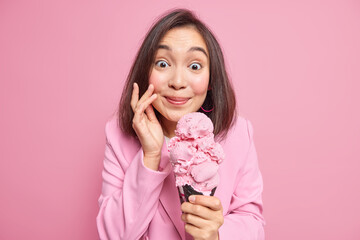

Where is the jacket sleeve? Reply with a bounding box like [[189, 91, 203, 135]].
[[96, 121, 171, 240], [219, 120, 265, 240]]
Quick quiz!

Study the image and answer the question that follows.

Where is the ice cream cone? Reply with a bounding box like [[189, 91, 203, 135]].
[[177, 184, 217, 203], [168, 112, 224, 204]]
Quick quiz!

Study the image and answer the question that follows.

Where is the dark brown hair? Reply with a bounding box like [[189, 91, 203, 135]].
[[118, 9, 237, 140]]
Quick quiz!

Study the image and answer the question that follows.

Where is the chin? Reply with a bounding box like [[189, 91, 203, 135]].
[[168, 109, 198, 122], [167, 113, 185, 123]]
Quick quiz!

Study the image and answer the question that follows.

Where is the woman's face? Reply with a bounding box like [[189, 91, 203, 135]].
[[149, 26, 210, 133]]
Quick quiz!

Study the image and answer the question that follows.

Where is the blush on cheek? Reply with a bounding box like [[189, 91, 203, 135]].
[[149, 71, 164, 93], [191, 75, 209, 94]]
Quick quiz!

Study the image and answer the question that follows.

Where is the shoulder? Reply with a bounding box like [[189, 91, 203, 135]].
[[104, 114, 119, 134], [104, 114, 123, 143], [220, 115, 254, 145], [216, 115, 260, 187], [104, 114, 141, 159], [218, 115, 256, 167]]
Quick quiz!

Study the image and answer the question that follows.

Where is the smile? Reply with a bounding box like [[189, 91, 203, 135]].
[[165, 97, 190, 105]]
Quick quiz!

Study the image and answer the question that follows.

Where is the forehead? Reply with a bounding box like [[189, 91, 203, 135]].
[[159, 26, 208, 53]]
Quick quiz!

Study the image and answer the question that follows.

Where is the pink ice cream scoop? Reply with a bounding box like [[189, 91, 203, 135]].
[[168, 112, 224, 202]]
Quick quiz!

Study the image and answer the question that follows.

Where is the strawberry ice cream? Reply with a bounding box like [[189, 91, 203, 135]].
[[168, 112, 224, 202]]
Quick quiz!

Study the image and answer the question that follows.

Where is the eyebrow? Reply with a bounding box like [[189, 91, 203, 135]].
[[157, 44, 208, 58]]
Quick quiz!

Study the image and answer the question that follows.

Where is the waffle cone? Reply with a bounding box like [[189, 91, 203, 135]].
[[177, 184, 217, 203]]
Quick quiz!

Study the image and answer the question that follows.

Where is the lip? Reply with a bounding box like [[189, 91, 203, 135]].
[[165, 96, 190, 105]]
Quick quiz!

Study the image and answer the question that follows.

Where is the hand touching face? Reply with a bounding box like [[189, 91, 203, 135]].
[[130, 83, 163, 171]]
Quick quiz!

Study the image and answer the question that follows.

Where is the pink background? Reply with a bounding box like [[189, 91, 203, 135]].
[[1, 0, 359, 239]]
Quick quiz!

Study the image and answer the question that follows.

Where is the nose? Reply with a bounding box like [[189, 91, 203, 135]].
[[168, 67, 187, 90]]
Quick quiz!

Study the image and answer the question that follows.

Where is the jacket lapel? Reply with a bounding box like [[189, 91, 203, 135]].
[[159, 140, 185, 240]]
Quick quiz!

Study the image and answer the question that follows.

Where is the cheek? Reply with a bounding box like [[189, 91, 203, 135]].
[[149, 70, 165, 93], [190, 73, 209, 95]]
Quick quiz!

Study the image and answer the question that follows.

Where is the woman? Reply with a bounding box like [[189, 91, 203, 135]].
[[97, 9, 265, 240]]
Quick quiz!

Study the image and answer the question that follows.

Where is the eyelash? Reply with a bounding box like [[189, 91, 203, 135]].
[[155, 60, 170, 68], [155, 60, 202, 70], [189, 62, 202, 70]]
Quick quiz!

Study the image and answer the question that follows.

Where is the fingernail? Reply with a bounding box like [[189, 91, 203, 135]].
[[189, 195, 195, 203]]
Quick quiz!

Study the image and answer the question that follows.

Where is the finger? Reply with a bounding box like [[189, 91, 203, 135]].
[[137, 84, 155, 108], [181, 213, 209, 229], [189, 195, 222, 211], [181, 202, 215, 220], [130, 83, 139, 112], [145, 101, 158, 122], [132, 94, 157, 123], [141, 94, 157, 115], [184, 223, 205, 240]]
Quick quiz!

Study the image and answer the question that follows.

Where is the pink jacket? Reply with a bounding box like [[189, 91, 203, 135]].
[[96, 116, 265, 240]]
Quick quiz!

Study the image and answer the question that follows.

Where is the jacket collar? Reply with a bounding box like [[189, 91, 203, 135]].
[[159, 139, 185, 240]]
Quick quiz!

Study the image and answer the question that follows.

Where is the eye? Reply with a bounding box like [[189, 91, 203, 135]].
[[189, 63, 202, 70], [155, 60, 169, 68]]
